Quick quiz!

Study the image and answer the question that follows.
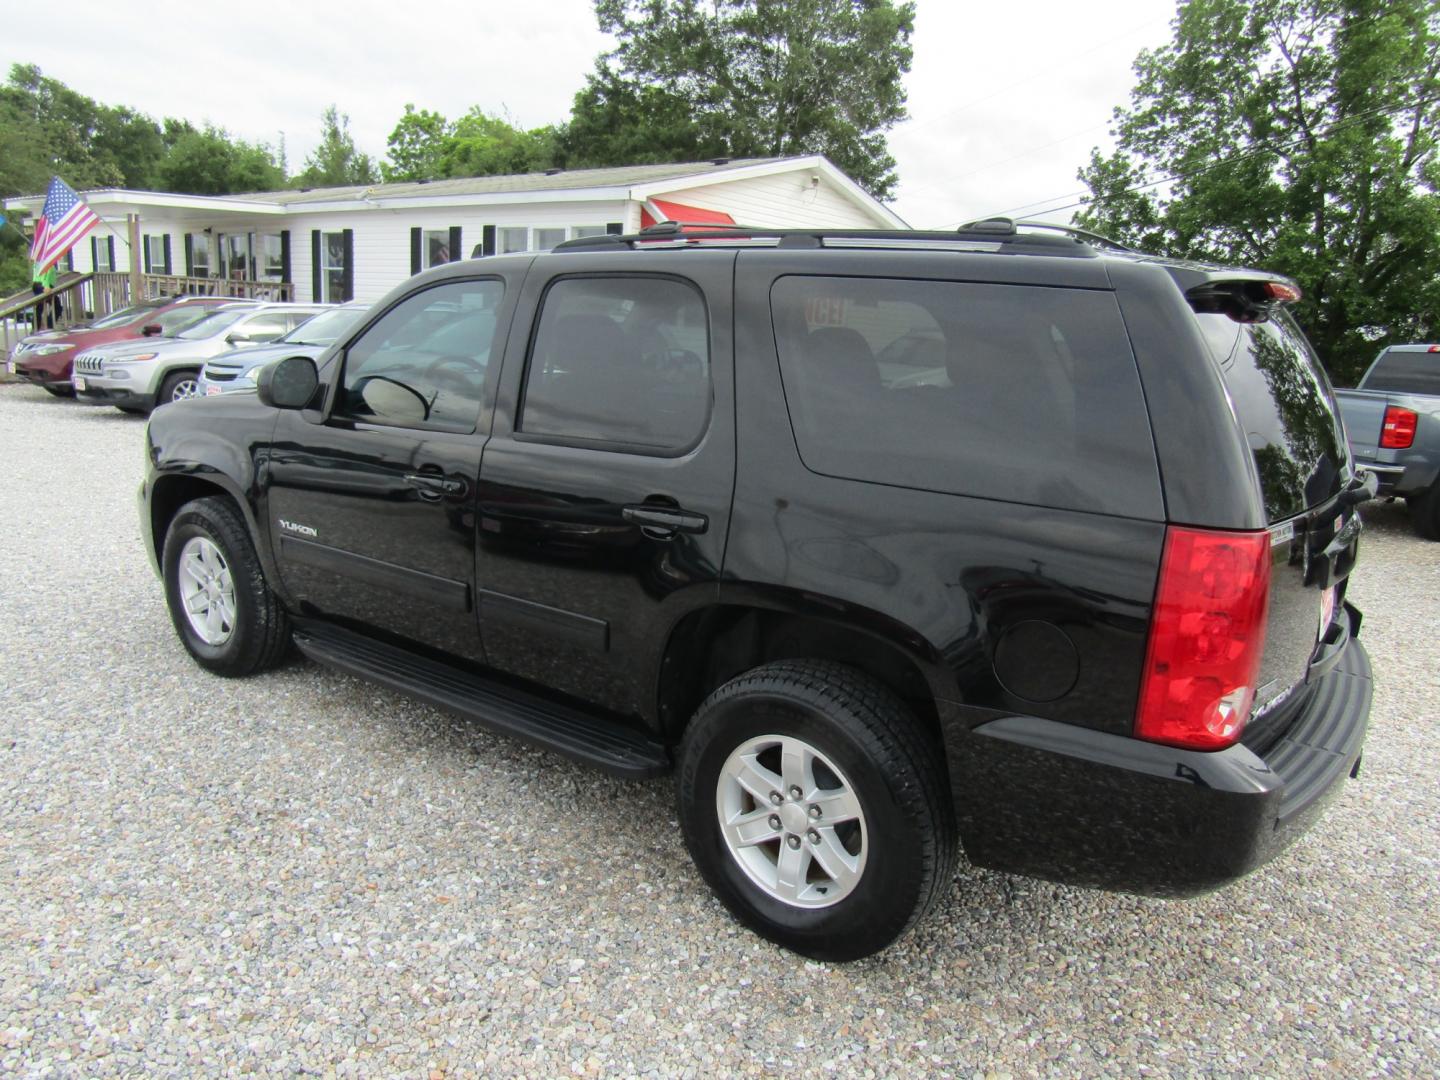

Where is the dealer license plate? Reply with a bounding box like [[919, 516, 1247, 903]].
[[73, 376, 87, 391], [206, 385, 222, 396], [6, 360, 14, 374]]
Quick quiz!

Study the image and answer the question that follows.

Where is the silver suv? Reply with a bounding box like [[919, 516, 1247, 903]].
[[72, 302, 327, 413]]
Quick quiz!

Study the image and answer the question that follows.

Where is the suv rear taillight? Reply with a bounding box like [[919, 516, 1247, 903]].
[[1379, 406, 1418, 449], [1135, 526, 1271, 751]]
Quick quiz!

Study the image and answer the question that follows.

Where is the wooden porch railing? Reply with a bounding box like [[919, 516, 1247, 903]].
[[92, 272, 295, 307], [3, 272, 296, 362], [1, 274, 95, 358]]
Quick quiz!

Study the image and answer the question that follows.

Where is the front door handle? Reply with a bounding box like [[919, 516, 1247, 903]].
[[404, 473, 465, 499], [622, 504, 709, 536]]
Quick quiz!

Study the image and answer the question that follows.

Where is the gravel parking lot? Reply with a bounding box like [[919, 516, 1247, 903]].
[[1, 380, 1437, 1078]]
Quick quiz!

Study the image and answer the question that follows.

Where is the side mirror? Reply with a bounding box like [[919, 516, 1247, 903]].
[[141, 323, 163, 336], [257, 355, 319, 410], [224, 331, 251, 345]]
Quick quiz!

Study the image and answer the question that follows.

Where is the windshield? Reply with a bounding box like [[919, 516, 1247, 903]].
[[90, 303, 157, 329], [154, 306, 221, 336], [281, 306, 367, 346], [177, 308, 254, 340]]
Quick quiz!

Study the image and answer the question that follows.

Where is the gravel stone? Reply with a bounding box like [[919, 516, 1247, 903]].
[[1, 381, 1437, 1077]]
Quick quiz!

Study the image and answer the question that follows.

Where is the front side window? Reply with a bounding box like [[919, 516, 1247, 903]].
[[322, 233, 347, 303], [179, 308, 253, 340], [770, 275, 1161, 518], [499, 227, 528, 254], [520, 276, 710, 451], [336, 280, 504, 432]]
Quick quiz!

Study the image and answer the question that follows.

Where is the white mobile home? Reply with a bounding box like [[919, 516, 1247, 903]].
[[5, 157, 905, 308]]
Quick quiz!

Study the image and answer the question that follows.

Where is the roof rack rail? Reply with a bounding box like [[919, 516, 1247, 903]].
[[551, 219, 1105, 257], [960, 218, 1133, 252]]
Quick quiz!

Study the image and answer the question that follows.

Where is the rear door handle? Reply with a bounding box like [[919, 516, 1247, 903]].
[[404, 473, 465, 498], [622, 504, 709, 536]]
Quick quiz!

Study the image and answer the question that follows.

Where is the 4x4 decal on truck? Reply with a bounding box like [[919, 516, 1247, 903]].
[[278, 519, 318, 538]]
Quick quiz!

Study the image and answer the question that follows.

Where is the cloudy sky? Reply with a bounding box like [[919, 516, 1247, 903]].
[[2, 0, 1178, 227]]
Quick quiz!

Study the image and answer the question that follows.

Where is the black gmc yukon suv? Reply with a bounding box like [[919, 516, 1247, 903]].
[[140, 221, 1372, 960]]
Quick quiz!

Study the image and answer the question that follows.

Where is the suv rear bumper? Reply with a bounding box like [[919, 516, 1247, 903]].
[[949, 618, 1371, 897]]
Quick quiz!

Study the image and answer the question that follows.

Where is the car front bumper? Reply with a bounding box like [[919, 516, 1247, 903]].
[[947, 605, 1371, 896]]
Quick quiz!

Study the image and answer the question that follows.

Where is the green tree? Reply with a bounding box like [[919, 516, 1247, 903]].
[[157, 126, 286, 195], [1077, 0, 1440, 385], [297, 105, 377, 187], [383, 104, 450, 181], [441, 107, 558, 177], [560, 0, 915, 199]]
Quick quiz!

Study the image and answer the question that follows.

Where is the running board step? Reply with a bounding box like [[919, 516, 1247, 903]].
[[292, 621, 671, 779]]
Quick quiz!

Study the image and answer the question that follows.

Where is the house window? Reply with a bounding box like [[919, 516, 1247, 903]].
[[58, 250, 74, 273], [256, 234, 285, 281], [222, 233, 251, 280], [534, 228, 567, 251], [322, 232, 348, 303], [94, 240, 113, 272], [424, 229, 453, 267], [498, 226, 528, 254], [571, 226, 607, 239], [190, 234, 211, 278], [145, 235, 167, 274]]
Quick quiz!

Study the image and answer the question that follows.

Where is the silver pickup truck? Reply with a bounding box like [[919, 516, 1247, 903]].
[[1335, 344, 1440, 539]]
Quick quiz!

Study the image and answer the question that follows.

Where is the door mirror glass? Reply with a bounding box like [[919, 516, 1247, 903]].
[[141, 323, 163, 336], [257, 355, 319, 410]]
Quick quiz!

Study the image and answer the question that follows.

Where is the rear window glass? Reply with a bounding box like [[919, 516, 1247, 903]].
[[1362, 348, 1440, 395], [1196, 308, 1347, 522], [770, 276, 1161, 518]]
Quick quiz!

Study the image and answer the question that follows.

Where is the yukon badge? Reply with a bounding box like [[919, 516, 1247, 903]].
[[278, 519, 318, 538]]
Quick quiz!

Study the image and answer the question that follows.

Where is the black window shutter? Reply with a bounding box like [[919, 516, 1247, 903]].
[[107, 237, 115, 270], [311, 230, 321, 302], [410, 227, 422, 274], [482, 225, 496, 257], [90, 236, 98, 270], [162, 235, 172, 275], [341, 229, 354, 302], [143, 238, 152, 273], [448, 226, 462, 264], [280, 231, 291, 283], [606, 222, 623, 235], [184, 234, 194, 276]]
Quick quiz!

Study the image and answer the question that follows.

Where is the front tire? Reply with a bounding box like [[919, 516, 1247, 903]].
[[678, 660, 955, 961], [161, 496, 291, 676], [158, 369, 202, 407]]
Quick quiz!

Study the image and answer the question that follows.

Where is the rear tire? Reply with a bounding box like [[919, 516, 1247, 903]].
[[1410, 486, 1440, 541], [158, 369, 202, 407], [677, 659, 955, 961], [162, 496, 291, 676]]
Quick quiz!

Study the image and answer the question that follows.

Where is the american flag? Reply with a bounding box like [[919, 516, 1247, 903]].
[[29, 177, 101, 273]]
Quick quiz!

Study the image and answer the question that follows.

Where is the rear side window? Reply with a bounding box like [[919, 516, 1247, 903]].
[[520, 276, 710, 452], [1196, 308, 1347, 522], [1362, 348, 1440, 394], [769, 276, 1160, 518]]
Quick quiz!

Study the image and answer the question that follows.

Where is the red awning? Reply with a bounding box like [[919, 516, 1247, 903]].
[[643, 199, 737, 228]]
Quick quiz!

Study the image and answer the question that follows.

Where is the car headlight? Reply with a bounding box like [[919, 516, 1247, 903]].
[[34, 343, 75, 355], [118, 353, 159, 363]]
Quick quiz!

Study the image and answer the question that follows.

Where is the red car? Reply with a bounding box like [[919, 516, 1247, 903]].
[[7, 296, 239, 396]]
